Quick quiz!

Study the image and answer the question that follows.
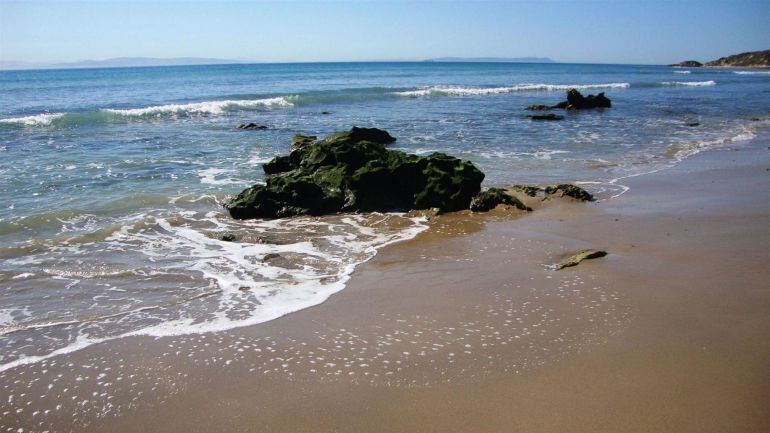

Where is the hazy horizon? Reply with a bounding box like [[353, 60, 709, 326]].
[[1, 0, 769, 66]]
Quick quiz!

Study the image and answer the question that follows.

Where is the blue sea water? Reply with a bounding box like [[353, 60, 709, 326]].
[[0, 62, 768, 369]]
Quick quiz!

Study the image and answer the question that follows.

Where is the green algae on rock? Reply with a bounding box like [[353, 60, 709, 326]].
[[226, 127, 484, 219], [555, 250, 608, 270], [510, 184, 541, 197], [470, 187, 530, 212], [544, 184, 595, 201]]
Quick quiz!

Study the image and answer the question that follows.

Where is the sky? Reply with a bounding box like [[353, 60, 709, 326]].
[[1, 0, 768, 65]]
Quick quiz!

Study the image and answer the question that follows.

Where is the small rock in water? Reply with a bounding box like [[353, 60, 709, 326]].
[[533, 89, 612, 110], [236, 123, 269, 130], [526, 105, 552, 111], [320, 111, 332, 115], [220, 233, 237, 242], [687, 122, 700, 127], [470, 188, 530, 212], [263, 253, 281, 261], [555, 250, 608, 270]]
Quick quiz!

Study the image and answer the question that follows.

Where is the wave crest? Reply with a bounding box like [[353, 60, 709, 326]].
[[0, 113, 65, 126], [102, 97, 293, 117], [393, 82, 631, 97], [659, 80, 716, 87]]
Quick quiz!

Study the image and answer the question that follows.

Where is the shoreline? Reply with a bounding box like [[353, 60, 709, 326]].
[[2, 131, 770, 432]]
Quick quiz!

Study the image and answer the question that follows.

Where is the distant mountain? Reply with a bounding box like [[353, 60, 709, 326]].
[[0, 57, 247, 70], [705, 50, 770, 68], [424, 57, 555, 63]]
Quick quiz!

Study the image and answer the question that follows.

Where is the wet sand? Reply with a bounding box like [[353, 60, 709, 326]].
[[2, 137, 769, 432]]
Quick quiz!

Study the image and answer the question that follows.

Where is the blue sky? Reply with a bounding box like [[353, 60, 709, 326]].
[[1, 0, 768, 65]]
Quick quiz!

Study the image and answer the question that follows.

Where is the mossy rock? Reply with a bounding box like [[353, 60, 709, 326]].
[[544, 184, 594, 201], [226, 127, 484, 219], [470, 187, 530, 212], [555, 250, 607, 270], [511, 184, 541, 197], [291, 134, 317, 152], [322, 126, 396, 146]]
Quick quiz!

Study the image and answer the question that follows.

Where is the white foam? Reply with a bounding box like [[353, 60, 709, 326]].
[[659, 80, 716, 86], [197, 168, 245, 185], [102, 97, 293, 116], [0, 113, 65, 126], [733, 70, 770, 75], [0, 212, 428, 373], [393, 82, 631, 97], [673, 70, 691, 74]]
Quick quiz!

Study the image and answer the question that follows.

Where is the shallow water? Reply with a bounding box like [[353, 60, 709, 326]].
[[0, 61, 769, 370]]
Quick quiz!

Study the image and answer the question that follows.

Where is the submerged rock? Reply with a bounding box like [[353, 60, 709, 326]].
[[526, 105, 552, 111], [236, 123, 269, 130], [527, 113, 564, 121], [219, 233, 237, 242], [470, 187, 530, 212], [555, 250, 607, 270], [544, 184, 595, 201], [226, 127, 484, 219]]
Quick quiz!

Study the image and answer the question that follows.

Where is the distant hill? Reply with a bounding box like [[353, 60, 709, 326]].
[[0, 57, 247, 70], [669, 60, 703, 67], [425, 57, 555, 63], [705, 50, 770, 68]]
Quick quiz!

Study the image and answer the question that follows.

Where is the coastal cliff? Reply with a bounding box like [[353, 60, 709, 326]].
[[705, 50, 770, 68], [670, 49, 770, 68]]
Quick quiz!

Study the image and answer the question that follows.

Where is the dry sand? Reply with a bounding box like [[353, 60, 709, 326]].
[[2, 138, 769, 432]]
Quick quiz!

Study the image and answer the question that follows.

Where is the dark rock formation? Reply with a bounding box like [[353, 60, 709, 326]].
[[555, 250, 607, 270], [226, 127, 484, 219], [544, 184, 595, 201], [530, 89, 612, 111], [686, 122, 700, 127], [705, 50, 770, 68], [563, 89, 611, 109], [470, 188, 530, 212], [219, 233, 236, 242], [236, 123, 269, 130], [669, 60, 703, 67], [510, 184, 541, 197]]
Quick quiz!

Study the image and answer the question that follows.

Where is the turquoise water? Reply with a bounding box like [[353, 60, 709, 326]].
[[1, 62, 768, 369]]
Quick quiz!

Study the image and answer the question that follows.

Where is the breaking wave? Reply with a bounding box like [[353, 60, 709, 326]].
[[0, 113, 65, 126], [102, 97, 293, 117], [393, 82, 631, 97], [658, 80, 716, 86]]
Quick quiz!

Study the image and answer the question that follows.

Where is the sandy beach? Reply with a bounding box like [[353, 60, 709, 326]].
[[2, 131, 766, 432]]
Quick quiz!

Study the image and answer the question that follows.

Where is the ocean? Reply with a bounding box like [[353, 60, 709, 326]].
[[1, 61, 768, 371]]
